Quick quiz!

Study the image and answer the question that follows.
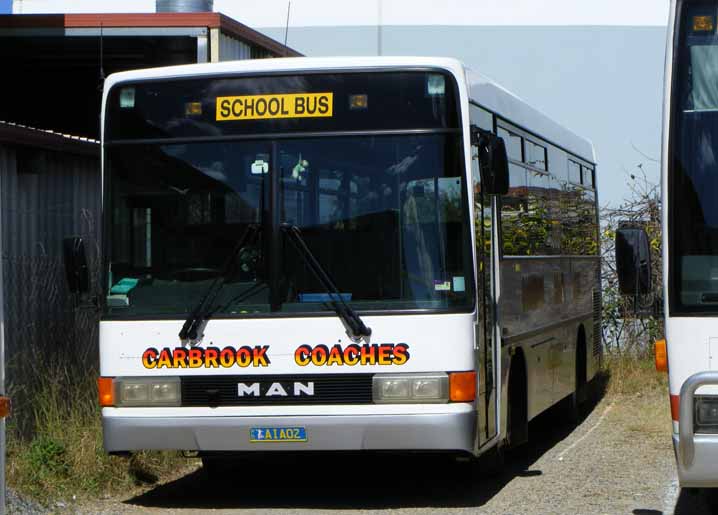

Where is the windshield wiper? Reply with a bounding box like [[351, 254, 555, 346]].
[[179, 224, 260, 343], [281, 223, 372, 342]]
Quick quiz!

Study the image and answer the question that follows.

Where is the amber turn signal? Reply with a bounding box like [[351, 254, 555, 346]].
[[655, 339, 668, 373], [98, 377, 115, 407], [449, 371, 476, 402]]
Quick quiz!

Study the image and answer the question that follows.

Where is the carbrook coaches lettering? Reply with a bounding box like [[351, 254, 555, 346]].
[[142, 346, 270, 369], [294, 343, 410, 366]]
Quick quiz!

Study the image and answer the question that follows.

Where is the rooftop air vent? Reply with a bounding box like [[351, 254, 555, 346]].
[[156, 0, 214, 12]]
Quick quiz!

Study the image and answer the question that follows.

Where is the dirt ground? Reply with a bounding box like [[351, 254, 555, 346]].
[[53, 382, 711, 515]]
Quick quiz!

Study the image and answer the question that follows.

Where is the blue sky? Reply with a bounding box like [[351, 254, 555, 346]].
[[0, 0, 11, 13]]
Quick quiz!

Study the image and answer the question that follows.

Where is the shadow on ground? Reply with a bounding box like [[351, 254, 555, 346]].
[[124, 375, 608, 511], [673, 487, 718, 514]]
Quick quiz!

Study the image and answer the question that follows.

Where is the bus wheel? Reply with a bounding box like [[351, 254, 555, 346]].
[[508, 351, 528, 448], [473, 443, 505, 478], [568, 331, 588, 424]]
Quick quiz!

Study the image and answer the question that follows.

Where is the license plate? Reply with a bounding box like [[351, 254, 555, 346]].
[[250, 427, 307, 443]]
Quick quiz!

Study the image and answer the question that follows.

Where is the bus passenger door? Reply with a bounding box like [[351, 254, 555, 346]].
[[471, 136, 498, 449]]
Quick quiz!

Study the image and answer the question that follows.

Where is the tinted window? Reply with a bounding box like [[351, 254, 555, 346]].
[[577, 189, 599, 256], [582, 165, 595, 188], [560, 183, 581, 254], [106, 71, 460, 140], [568, 160, 582, 184], [526, 170, 553, 254], [497, 127, 523, 162], [525, 140, 547, 170], [669, 2, 718, 313], [105, 134, 474, 318], [501, 164, 529, 255]]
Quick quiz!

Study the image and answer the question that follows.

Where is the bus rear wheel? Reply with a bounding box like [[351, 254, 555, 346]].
[[473, 444, 505, 478], [568, 332, 588, 424], [507, 351, 528, 448]]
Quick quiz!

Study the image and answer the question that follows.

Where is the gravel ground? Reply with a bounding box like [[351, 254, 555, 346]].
[[6, 488, 48, 515], [25, 390, 703, 515]]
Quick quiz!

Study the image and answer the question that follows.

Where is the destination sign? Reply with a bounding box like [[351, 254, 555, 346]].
[[216, 92, 333, 121]]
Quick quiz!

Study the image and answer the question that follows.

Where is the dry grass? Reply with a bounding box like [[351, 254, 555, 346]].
[[6, 359, 195, 504], [6, 351, 672, 504], [605, 354, 668, 397], [604, 354, 672, 438]]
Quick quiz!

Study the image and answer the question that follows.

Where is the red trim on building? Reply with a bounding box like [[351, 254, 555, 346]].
[[0, 13, 221, 28], [218, 13, 301, 57]]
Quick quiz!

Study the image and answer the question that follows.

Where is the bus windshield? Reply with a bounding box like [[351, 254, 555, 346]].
[[103, 71, 474, 319], [670, 3, 718, 313]]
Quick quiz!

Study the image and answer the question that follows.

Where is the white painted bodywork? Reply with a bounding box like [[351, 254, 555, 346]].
[[100, 314, 476, 377], [100, 56, 598, 454], [100, 57, 479, 381], [666, 318, 718, 397], [661, 0, 718, 487]]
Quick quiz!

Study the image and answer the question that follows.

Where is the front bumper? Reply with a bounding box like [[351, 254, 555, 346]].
[[674, 371, 718, 487], [102, 406, 476, 453], [673, 433, 718, 487]]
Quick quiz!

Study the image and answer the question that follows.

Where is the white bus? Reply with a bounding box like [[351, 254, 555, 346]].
[[73, 57, 600, 471], [646, 0, 718, 488]]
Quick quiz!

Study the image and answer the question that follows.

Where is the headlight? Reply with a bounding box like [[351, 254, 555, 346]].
[[696, 396, 718, 432], [115, 377, 181, 407], [373, 373, 449, 404]]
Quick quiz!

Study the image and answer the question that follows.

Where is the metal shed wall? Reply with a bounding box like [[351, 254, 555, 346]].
[[219, 31, 252, 60], [0, 140, 100, 391]]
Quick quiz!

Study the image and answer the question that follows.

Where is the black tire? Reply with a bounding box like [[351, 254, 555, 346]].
[[568, 336, 588, 424], [507, 354, 528, 448], [475, 444, 505, 478]]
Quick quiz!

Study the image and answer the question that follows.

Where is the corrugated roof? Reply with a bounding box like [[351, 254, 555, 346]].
[[0, 121, 99, 156]]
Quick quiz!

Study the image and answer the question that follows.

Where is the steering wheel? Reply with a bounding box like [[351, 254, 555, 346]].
[[238, 245, 261, 275]]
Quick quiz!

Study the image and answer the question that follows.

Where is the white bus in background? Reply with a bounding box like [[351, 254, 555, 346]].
[[65, 57, 600, 472], [630, 0, 718, 488]]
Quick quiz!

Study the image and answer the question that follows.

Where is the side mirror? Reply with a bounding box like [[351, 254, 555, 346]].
[[63, 237, 90, 294], [616, 226, 652, 295], [471, 125, 509, 195]]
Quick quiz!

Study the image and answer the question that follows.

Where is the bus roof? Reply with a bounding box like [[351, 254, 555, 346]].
[[465, 68, 595, 164], [103, 56, 595, 164]]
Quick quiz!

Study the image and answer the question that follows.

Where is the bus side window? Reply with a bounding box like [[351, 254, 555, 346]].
[[526, 170, 552, 255], [498, 127, 523, 162], [579, 188, 598, 256], [561, 182, 581, 255], [501, 164, 528, 256], [525, 140, 547, 170], [547, 173, 563, 254], [568, 160, 582, 184]]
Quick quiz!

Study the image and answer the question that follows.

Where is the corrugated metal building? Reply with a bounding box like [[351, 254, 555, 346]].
[[0, 122, 99, 388], [0, 3, 299, 395], [0, 9, 302, 138]]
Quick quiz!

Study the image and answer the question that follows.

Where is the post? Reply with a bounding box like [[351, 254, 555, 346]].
[[0, 148, 6, 513]]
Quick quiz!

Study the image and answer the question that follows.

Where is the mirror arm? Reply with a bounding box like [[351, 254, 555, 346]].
[[470, 124, 492, 147]]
